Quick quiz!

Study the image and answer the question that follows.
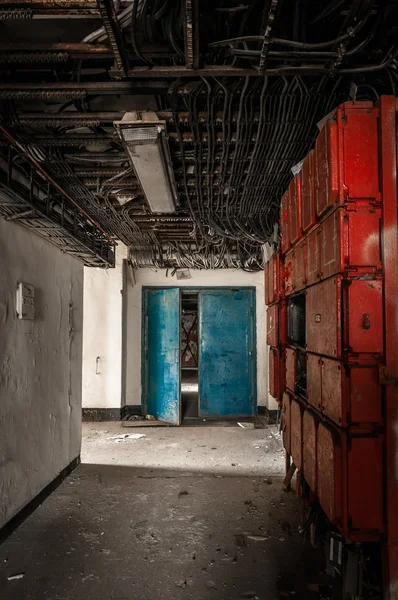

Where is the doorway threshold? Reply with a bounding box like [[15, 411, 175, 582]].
[[182, 416, 265, 428]]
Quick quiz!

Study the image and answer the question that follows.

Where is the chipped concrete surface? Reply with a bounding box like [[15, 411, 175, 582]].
[[0, 424, 319, 600]]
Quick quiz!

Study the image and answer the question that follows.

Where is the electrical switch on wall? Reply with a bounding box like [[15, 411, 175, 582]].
[[16, 282, 35, 320]]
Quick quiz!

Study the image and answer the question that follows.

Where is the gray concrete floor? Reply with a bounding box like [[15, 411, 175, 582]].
[[0, 423, 321, 600]]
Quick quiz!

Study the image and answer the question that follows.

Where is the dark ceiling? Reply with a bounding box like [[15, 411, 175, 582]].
[[0, 0, 397, 269]]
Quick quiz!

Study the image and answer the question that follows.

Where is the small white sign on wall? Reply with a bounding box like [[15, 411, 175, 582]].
[[16, 282, 35, 320]]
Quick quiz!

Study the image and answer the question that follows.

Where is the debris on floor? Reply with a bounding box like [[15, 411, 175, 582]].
[[108, 433, 146, 442], [7, 573, 25, 581], [238, 422, 255, 429]]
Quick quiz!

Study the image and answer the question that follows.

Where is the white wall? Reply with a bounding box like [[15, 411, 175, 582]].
[[125, 268, 277, 411], [0, 218, 83, 529], [82, 244, 127, 409]]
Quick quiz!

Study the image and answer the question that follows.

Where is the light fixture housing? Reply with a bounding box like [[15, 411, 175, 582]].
[[114, 111, 177, 213]]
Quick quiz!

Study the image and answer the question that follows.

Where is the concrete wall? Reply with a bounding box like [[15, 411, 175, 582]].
[[125, 268, 277, 410], [0, 218, 83, 529], [82, 244, 127, 409]]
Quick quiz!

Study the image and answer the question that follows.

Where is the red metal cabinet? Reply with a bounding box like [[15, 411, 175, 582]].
[[303, 410, 317, 493], [320, 206, 382, 280], [280, 190, 290, 255], [321, 358, 382, 427], [288, 176, 302, 246], [282, 392, 291, 454], [317, 423, 383, 540], [266, 304, 279, 347], [269, 347, 284, 401], [315, 103, 380, 219], [285, 347, 296, 393], [306, 276, 383, 359], [307, 353, 321, 410], [315, 119, 339, 217], [264, 260, 270, 305], [285, 240, 307, 296], [301, 150, 317, 233], [306, 227, 321, 286], [268, 252, 282, 304], [291, 399, 303, 470]]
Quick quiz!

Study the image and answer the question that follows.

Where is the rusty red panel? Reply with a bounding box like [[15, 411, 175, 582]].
[[307, 353, 321, 411], [317, 422, 343, 526], [285, 347, 296, 393], [266, 303, 278, 347], [288, 176, 302, 246], [280, 190, 290, 255], [343, 108, 380, 200], [269, 347, 284, 401], [315, 119, 340, 217], [303, 409, 318, 494], [321, 358, 382, 427], [269, 252, 282, 304], [301, 150, 317, 233], [264, 260, 270, 305], [306, 227, 321, 286], [282, 392, 291, 454], [320, 206, 382, 280], [306, 276, 342, 358], [293, 239, 306, 291], [346, 279, 383, 355], [284, 250, 294, 296], [290, 399, 303, 470], [348, 437, 383, 534]]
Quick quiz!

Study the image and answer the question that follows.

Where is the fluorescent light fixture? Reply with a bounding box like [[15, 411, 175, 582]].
[[114, 111, 177, 213]]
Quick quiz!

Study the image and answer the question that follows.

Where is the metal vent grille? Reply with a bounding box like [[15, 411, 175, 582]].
[[121, 125, 159, 145]]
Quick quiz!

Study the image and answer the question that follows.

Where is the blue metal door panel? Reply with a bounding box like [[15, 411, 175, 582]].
[[145, 288, 180, 424], [199, 289, 255, 417]]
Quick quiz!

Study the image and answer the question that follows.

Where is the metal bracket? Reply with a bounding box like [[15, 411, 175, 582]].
[[96, 0, 129, 78]]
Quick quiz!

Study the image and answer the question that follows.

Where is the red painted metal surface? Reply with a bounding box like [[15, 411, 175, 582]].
[[306, 227, 321, 286], [266, 303, 279, 347], [285, 347, 296, 393], [300, 150, 317, 233], [306, 276, 342, 357], [264, 260, 270, 305], [306, 275, 383, 359], [288, 176, 302, 246], [321, 358, 382, 427], [285, 240, 307, 296], [290, 399, 303, 470], [379, 96, 398, 599], [315, 118, 340, 217], [315, 102, 380, 219], [317, 422, 383, 540], [307, 353, 321, 411], [282, 392, 291, 454], [269, 347, 284, 401], [303, 409, 317, 493], [280, 190, 290, 255], [320, 205, 382, 280]]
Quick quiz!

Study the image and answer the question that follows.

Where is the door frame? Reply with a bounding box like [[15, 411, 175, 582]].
[[141, 286, 257, 417]]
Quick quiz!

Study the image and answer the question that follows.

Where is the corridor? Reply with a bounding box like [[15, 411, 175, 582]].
[[0, 424, 319, 600]]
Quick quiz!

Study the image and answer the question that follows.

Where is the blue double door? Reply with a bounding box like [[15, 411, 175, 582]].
[[144, 288, 256, 424]]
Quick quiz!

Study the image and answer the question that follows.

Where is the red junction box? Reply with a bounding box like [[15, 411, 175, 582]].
[[285, 239, 307, 296], [300, 150, 317, 233], [306, 276, 383, 359], [280, 190, 290, 255], [285, 347, 296, 393], [288, 176, 303, 247], [282, 392, 291, 454], [306, 227, 321, 287], [317, 422, 383, 541], [314, 103, 380, 218], [264, 260, 270, 305], [269, 347, 285, 401], [290, 399, 303, 471], [267, 252, 282, 305], [303, 409, 318, 494], [320, 205, 382, 280], [321, 358, 383, 427]]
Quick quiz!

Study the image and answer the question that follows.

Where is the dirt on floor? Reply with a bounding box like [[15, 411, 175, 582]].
[[0, 424, 323, 600]]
